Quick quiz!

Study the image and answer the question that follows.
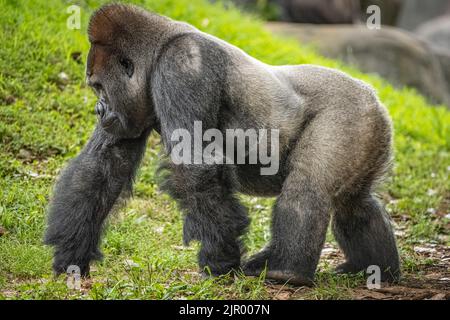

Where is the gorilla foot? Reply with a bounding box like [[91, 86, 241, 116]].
[[242, 250, 314, 286], [246, 269, 313, 287]]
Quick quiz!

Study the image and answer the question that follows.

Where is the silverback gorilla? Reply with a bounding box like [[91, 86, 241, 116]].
[[44, 4, 400, 285]]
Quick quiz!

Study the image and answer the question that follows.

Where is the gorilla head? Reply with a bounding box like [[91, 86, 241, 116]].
[[86, 5, 158, 138]]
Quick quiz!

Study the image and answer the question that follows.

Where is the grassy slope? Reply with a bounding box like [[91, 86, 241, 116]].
[[0, 0, 448, 299]]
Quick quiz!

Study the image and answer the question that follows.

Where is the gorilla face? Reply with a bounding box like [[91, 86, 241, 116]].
[[86, 43, 153, 139]]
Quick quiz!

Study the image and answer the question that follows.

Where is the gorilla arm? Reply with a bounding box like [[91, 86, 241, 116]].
[[44, 124, 151, 275]]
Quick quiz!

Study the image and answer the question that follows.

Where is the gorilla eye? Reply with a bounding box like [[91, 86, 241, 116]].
[[119, 57, 134, 78]]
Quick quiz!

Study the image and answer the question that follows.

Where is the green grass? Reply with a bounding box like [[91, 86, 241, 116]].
[[0, 0, 449, 300]]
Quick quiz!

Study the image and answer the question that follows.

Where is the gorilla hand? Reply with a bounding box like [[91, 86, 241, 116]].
[[95, 97, 121, 133]]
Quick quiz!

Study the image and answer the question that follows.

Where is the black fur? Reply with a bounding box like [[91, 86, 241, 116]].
[[332, 192, 400, 282]]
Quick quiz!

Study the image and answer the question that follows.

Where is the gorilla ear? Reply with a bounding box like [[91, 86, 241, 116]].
[[88, 4, 133, 44]]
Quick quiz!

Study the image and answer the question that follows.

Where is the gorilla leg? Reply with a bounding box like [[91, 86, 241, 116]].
[[160, 165, 249, 276], [332, 193, 400, 282], [243, 173, 331, 286], [44, 126, 150, 276], [242, 101, 393, 285]]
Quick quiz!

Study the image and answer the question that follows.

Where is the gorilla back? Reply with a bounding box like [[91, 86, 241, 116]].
[[45, 4, 400, 285]]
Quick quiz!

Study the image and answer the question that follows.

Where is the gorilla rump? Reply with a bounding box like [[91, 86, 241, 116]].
[[44, 4, 400, 285]]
